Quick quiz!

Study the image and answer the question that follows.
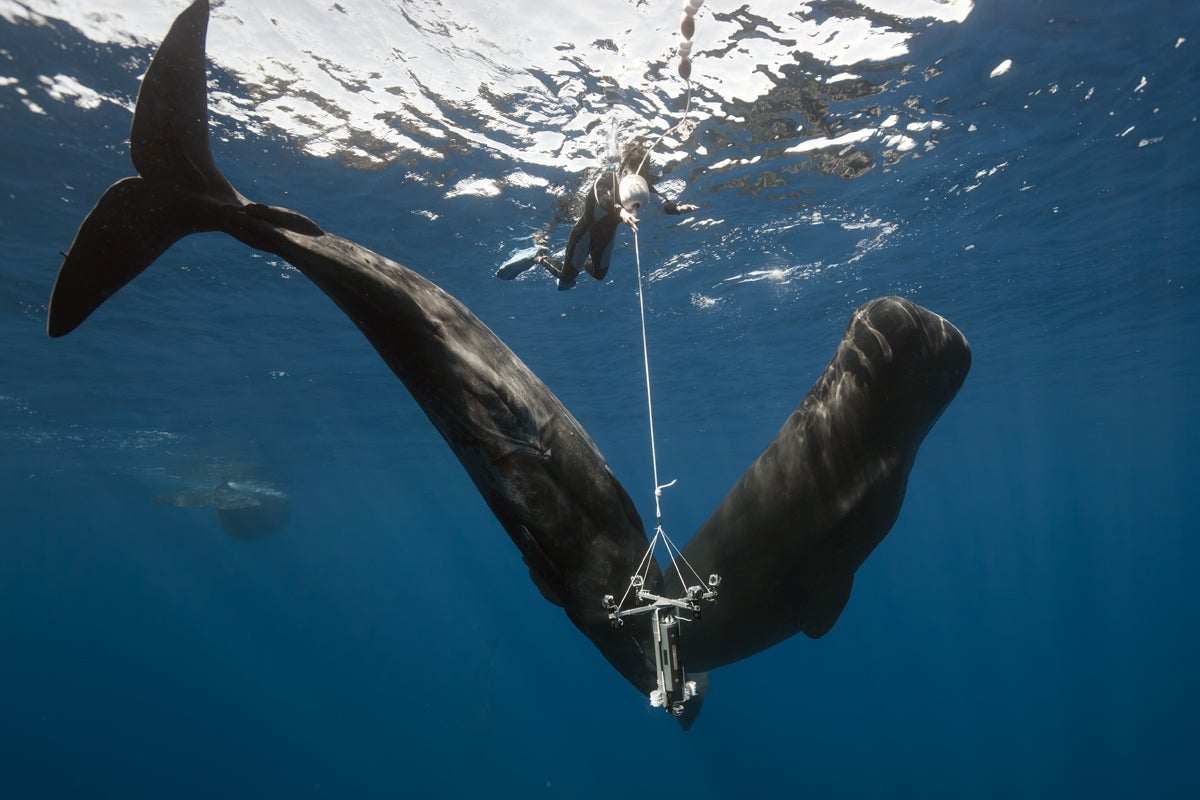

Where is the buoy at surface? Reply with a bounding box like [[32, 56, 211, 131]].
[[680, 12, 695, 39], [678, 0, 703, 82]]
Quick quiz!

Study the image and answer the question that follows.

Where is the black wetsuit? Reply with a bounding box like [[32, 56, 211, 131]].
[[543, 171, 621, 288], [496, 148, 691, 288], [536, 168, 689, 290]]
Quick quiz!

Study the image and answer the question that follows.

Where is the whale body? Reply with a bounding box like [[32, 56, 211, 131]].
[[48, 0, 970, 727]]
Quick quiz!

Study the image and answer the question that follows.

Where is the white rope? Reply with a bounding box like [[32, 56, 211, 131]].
[[610, 1, 713, 611], [662, 525, 710, 590], [632, 228, 674, 528], [615, 515, 711, 611], [661, 527, 691, 596], [634, 81, 694, 177], [631, 231, 710, 589], [626, 3, 704, 525], [632, 0, 703, 175]]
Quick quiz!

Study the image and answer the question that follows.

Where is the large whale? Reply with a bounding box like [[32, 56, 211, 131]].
[[667, 297, 971, 671], [156, 477, 291, 540], [48, 0, 970, 726]]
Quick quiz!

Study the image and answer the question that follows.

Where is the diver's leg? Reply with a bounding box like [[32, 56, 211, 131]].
[[536, 254, 577, 290], [555, 216, 595, 290], [586, 225, 617, 280]]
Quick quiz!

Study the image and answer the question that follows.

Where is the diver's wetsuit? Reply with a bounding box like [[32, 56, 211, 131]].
[[536, 170, 689, 290], [540, 171, 621, 289], [496, 143, 693, 288]]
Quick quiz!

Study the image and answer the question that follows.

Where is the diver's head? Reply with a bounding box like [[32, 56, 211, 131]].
[[619, 173, 651, 214], [620, 137, 652, 178]]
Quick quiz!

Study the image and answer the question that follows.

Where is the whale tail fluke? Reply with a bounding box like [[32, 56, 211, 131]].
[[47, 0, 238, 338], [48, 178, 203, 337]]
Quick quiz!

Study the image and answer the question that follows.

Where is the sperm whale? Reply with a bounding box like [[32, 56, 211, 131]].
[[48, 0, 970, 727]]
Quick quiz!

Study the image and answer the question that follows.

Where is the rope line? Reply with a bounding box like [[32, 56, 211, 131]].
[[632, 230, 709, 595], [626, 0, 706, 525], [633, 80, 694, 178], [616, 526, 661, 611], [634, 0, 704, 175], [610, 1, 713, 612], [615, 522, 711, 612], [663, 526, 710, 590], [632, 227, 670, 527]]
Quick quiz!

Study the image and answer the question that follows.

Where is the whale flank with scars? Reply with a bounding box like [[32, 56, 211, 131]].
[[48, 0, 970, 727]]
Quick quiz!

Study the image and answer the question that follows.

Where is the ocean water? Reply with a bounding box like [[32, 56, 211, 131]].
[[1, 0, 1198, 797]]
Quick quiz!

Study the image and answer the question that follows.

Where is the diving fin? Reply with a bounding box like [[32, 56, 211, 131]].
[[495, 245, 542, 280]]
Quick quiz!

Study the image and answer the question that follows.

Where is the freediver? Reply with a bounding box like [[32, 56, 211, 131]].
[[497, 137, 698, 289]]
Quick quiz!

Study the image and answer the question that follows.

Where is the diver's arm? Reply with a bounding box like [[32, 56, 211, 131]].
[[662, 199, 699, 215], [619, 207, 640, 231], [650, 184, 699, 215]]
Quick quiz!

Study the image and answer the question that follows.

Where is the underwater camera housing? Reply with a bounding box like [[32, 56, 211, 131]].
[[603, 572, 721, 717]]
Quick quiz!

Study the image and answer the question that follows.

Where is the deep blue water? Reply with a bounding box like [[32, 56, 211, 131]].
[[2, 0, 1199, 797]]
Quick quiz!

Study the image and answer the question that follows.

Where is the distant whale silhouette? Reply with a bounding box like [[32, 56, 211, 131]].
[[47, 0, 970, 727], [155, 478, 290, 539]]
